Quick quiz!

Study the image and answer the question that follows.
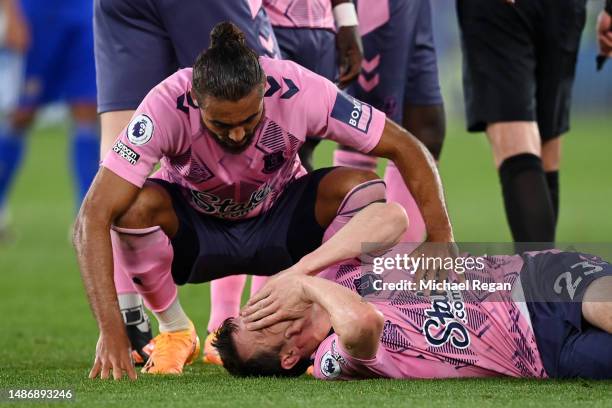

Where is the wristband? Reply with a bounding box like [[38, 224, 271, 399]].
[[333, 3, 359, 27]]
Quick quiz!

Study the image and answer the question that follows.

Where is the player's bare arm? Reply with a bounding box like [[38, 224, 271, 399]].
[[303, 275, 383, 359], [73, 168, 142, 380], [245, 117, 456, 325], [246, 273, 383, 359], [242, 200, 407, 328], [369, 119, 458, 285], [332, 0, 362, 88], [371, 119, 451, 242]]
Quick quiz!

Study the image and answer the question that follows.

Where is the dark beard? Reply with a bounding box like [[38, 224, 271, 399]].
[[209, 130, 256, 154]]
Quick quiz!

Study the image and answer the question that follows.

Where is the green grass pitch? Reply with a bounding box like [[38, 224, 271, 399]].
[[0, 117, 611, 407]]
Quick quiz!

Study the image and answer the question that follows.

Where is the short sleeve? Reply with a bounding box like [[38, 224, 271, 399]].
[[312, 335, 391, 380], [101, 88, 186, 188], [304, 73, 387, 153]]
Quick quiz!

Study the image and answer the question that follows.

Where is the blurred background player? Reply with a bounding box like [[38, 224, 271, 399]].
[[0, 0, 99, 240], [455, 0, 590, 247], [93, 0, 283, 365], [0, 0, 28, 239], [333, 0, 446, 244], [263, 0, 363, 171], [202, 0, 364, 365]]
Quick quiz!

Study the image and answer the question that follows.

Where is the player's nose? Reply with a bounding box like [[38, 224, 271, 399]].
[[228, 127, 246, 143]]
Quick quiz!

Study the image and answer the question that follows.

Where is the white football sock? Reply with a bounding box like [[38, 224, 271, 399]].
[[118, 292, 143, 310], [153, 298, 191, 333]]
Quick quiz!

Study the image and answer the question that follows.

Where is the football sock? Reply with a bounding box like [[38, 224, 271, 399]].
[[384, 161, 426, 243], [110, 226, 178, 312], [250, 275, 268, 296], [114, 259, 137, 295], [545, 170, 559, 225], [208, 275, 246, 333], [71, 121, 99, 205], [499, 153, 555, 244], [153, 297, 190, 333], [323, 178, 387, 242], [0, 125, 25, 211], [333, 148, 377, 171]]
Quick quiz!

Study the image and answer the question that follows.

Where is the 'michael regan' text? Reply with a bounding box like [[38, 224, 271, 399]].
[[372, 279, 512, 293]]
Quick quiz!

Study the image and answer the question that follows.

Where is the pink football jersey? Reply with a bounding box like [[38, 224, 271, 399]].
[[263, 0, 335, 29], [313, 255, 547, 380], [102, 57, 385, 220]]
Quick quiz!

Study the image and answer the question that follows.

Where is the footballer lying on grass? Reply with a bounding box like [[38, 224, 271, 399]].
[[218, 250, 612, 380]]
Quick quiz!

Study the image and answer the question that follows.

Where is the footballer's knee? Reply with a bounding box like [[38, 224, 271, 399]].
[[582, 276, 612, 334], [583, 302, 612, 334], [402, 103, 446, 161], [541, 137, 562, 172], [486, 121, 542, 168], [379, 201, 409, 237], [321, 167, 380, 204], [316, 167, 382, 226], [115, 181, 179, 237]]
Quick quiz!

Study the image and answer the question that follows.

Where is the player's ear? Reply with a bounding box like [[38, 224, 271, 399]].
[[280, 349, 300, 370]]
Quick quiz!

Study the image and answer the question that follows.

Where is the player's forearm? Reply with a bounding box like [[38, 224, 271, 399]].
[[296, 202, 407, 275], [375, 121, 453, 242], [73, 214, 124, 333], [301, 275, 383, 356], [302, 276, 380, 343]]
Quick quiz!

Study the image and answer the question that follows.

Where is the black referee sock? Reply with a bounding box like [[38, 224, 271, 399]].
[[545, 170, 559, 225], [498, 153, 556, 244]]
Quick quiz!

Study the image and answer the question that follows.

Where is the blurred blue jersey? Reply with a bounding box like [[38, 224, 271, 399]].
[[20, 0, 92, 19], [18, 0, 96, 106]]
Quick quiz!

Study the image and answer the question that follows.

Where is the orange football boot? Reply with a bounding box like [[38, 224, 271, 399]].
[[141, 322, 200, 374]]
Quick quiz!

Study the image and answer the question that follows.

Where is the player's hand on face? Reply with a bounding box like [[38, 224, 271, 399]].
[[336, 26, 363, 89], [89, 331, 137, 381], [412, 241, 461, 296], [241, 269, 312, 330], [597, 10, 612, 57]]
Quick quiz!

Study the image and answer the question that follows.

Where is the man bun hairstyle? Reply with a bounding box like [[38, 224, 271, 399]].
[[193, 22, 265, 102], [209, 21, 247, 49]]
